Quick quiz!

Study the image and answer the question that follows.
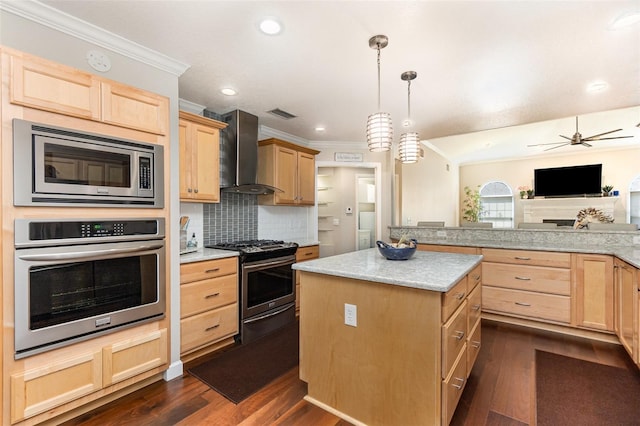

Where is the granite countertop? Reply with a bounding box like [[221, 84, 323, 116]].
[[293, 239, 320, 248], [179, 247, 239, 264], [293, 248, 482, 292]]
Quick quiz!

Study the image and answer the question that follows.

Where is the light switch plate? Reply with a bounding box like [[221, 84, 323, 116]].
[[344, 303, 357, 327]]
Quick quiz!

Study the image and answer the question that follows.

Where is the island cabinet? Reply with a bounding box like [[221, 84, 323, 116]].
[[180, 257, 239, 361], [10, 327, 167, 424], [257, 138, 320, 206], [614, 259, 638, 363], [481, 248, 572, 325], [298, 251, 482, 426], [294, 245, 320, 314], [8, 48, 168, 135], [574, 254, 615, 332], [179, 111, 227, 203], [418, 244, 480, 255]]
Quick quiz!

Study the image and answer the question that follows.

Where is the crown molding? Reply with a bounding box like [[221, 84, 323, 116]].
[[178, 98, 206, 115], [258, 125, 310, 146], [0, 0, 190, 76], [309, 140, 368, 151]]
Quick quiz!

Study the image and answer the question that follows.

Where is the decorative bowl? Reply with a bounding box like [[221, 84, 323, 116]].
[[376, 239, 418, 261]]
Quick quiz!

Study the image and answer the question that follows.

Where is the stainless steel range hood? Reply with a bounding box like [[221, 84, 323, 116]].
[[212, 109, 282, 195]]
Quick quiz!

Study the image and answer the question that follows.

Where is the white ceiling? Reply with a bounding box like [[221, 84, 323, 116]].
[[38, 0, 640, 163]]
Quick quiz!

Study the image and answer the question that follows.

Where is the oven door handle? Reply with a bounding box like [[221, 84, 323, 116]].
[[17, 243, 164, 261], [243, 304, 294, 324]]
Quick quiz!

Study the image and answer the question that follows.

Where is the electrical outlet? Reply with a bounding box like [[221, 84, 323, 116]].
[[344, 303, 357, 327], [437, 230, 447, 238], [333, 218, 340, 226]]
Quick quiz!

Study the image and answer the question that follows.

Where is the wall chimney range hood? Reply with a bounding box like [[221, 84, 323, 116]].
[[206, 109, 282, 195]]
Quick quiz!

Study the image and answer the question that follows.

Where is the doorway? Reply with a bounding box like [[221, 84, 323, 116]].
[[316, 162, 381, 257]]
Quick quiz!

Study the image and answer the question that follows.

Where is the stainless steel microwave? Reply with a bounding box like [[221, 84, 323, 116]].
[[13, 119, 164, 207]]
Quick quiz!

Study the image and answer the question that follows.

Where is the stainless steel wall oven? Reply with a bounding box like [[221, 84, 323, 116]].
[[14, 218, 165, 359], [13, 119, 164, 207]]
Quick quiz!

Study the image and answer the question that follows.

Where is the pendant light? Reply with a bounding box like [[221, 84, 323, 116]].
[[398, 71, 420, 163], [366, 35, 393, 152]]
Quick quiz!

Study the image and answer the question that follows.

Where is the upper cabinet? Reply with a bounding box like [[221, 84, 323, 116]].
[[9, 50, 168, 135], [179, 111, 227, 203], [257, 138, 320, 206]]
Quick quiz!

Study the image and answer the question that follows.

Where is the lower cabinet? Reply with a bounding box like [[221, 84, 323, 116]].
[[10, 329, 167, 424], [295, 245, 319, 314], [614, 259, 638, 362], [575, 254, 614, 332], [180, 257, 239, 357]]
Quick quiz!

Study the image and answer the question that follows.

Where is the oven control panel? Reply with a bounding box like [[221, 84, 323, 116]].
[[23, 219, 160, 242]]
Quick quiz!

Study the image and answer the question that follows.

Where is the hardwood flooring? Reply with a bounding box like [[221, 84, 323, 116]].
[[62, 320, 636, 426]]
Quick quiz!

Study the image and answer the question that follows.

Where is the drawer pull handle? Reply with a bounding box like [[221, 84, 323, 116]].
[[514, 256, 531, 260], [472, 304, 481, 311], [452, 377, 465, 389], [454, 331, 465, 340], [515, 302, 531, 307], [473, 274, 481, 280], [205, 324, 220, 332], [515, 276, 531, 281], [304, 252, 313, 256], [205, 292, 220, 299], [205, 268, 221, 274], [471, 340, 481, 349], [455, 292, 466, 300]]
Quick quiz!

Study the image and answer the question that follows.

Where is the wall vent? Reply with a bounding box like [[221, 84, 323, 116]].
[[267, 108, 297, 120]]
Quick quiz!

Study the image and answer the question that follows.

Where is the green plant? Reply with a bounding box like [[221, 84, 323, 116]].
[[462, 185, 482, 222], [602, 185, 614, 195]]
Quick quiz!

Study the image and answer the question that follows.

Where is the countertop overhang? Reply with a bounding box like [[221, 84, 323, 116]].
[[293, 248, 482, 292]]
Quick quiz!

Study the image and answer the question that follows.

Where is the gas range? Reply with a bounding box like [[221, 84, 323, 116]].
[[205, 239, 298, 262]]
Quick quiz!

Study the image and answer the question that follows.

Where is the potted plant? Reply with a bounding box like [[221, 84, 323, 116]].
[[526, 189, 534, 199], [462, 185, 482, 222], [602, 185, 614, 197], [517, 186, 529, 199]]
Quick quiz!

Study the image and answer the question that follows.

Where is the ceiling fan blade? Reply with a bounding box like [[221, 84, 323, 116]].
[[544, 143, 570, 151], [583, 129, 622, 139], [559, 135, 573, 141], [581, 141, 592, 147], [585, 135, 634, 141], [527, 141, 568, 147]]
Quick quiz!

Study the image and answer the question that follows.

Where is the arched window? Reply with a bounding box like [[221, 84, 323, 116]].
[[479, 181, 514, 228], [629, 175, 640, 225]]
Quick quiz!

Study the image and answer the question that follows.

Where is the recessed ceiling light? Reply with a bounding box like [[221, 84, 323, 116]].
[[586, 81, 608, 93], [610, 11, 640, 30], [315, 126, 326, 132], [221, 88, 237, 96], [259, 18, 283, 35]]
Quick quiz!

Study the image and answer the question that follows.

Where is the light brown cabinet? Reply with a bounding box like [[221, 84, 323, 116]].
[[9, 50, 168, 135], [180, 257, 239, 357], [614, 259, 638, 362], [295, 245, 319, 313], [418, 244, 480, 255], [482, 248, 572, 324], [574, 254, 614, 332], [10, 329, 167, 424], [257, 138, 320, 206], [179, 111, 227, 203]]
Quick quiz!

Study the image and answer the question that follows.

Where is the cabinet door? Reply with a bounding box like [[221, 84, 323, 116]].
[[297, 151, 316, 205], [192, 123, 220, 202], [10, 54, 100, 120], [178, 119, 193, 199], [275, 146, 297, 204], [101, 81, 168, 135], [102, 329, 168, 387], [575, 254, 614, 331], [616, 261, 637, 361], [11, 351, 103, 423]]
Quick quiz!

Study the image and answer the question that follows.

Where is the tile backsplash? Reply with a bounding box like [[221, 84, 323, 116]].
[[203, 192, 258, 245]]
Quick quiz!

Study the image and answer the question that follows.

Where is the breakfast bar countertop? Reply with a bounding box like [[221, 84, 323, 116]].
[[293, 248, 482, 292]]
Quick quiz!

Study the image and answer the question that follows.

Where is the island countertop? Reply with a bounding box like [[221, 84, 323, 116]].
[[292, 247, 482, 292]]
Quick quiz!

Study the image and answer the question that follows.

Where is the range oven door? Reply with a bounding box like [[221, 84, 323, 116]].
[[14, 239, 165, 358], [241, 255, 296, 320]]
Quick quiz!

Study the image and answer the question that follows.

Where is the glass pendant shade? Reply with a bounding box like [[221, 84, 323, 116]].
[[399, 132, 420, 163], [367, 112, 393, 152]]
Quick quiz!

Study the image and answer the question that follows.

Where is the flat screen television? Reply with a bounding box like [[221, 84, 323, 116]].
[[534, 164, 602, 198]]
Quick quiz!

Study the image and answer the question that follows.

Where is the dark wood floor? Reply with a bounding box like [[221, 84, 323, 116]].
[[63, 320, 636, 426]]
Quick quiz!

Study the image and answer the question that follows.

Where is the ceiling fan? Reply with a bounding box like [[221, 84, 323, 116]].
[[528, 116, 633, 151]]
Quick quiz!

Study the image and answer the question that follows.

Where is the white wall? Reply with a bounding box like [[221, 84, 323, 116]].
[[400, 145, 459, 226]]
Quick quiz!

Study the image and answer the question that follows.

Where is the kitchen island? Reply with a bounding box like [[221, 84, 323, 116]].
[[293, 248, 483, 426]]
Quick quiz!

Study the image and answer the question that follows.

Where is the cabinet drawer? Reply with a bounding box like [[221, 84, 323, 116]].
[[467, 320, 481, 377], [467, 284, 482, 329], [180, 257, 237, 284], [442, 345, 467, 426], [180, 304, 238, 354], [468, 264, 482, 291], [442, 278, 468, 321], [442, 301, 468, 379], [483, 286, 571, 323], [103, 329, 167, 387], [482, 248, 570, 268], [296, 245, 320, 262], [181, 274, 237, 318], [483, 263, 570, 295], [418, 244, 479, 255]]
